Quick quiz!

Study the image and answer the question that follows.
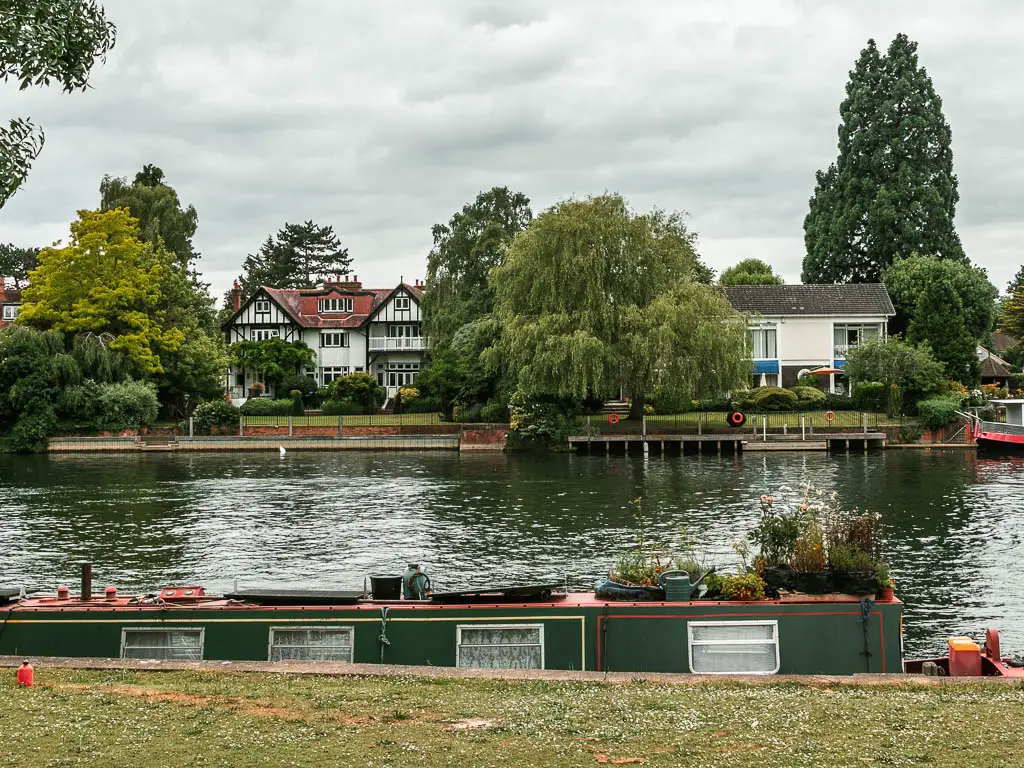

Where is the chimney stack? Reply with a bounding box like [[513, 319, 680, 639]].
[[230, 280, 242, 312]]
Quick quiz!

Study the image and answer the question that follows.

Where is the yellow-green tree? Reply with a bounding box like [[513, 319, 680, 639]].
[[18, 209, 183, 374]]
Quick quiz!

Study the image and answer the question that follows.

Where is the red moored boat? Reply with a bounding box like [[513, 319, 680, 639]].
[[970, 399, 1024, 452], [905, 629, 1024, 678]]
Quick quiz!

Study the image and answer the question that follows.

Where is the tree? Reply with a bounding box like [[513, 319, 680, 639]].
[[100, 164, 199, 268], [488, 194, 750, 419], [423, 187, 532, 351], [883, 254, 998, 340], [1000, 266, 1024, 341], [415, 318, 503, 418], [156, 331, 227, 418], [907, 280, 981, 384], [1, 0, 116, 207], [803, 35, 965, 284], [227, 338, 315, 395], [236, 221, 350, 294], [0, 243, 39, 288], [719, 258, 784, 286], [18, 208, 184, 375], [843, 338, 945, 416]]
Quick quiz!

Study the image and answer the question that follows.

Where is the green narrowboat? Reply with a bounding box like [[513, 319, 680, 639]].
[[0, 579, 903, 675]]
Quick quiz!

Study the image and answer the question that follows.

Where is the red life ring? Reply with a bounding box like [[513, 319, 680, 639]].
[[608, 414, 620, 425], [729, 411, 746, 427], [825, 410, 836, 423]]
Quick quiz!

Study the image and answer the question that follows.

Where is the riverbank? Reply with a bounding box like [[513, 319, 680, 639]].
[[4, 665, 1023, 767]]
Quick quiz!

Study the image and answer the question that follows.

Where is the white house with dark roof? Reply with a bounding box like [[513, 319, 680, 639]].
[[0, 276, 22, 328], [722, 284, 896, 393], [223, 275, 428, 402]]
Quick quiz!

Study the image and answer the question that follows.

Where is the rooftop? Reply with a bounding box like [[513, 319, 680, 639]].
[[722, 284, 895, 317]]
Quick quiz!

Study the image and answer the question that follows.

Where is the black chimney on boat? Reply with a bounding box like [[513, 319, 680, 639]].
[[80, 563, 92, 602]]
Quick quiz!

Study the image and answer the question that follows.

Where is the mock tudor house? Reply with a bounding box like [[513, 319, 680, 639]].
[[723, 284, 896, 393], [222, 275, 428, 403], [0, 276, 23, 328]]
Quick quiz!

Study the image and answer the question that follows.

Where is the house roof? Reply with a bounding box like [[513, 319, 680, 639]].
[[991, 332, 1020, 353], [978, 346, 1014, 379], [722, 284, 895, 317], [226, 282, 423, 330]]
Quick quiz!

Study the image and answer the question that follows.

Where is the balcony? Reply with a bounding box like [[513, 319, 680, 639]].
[[834, 345, 851, 359], [369, 336, 428, 352]]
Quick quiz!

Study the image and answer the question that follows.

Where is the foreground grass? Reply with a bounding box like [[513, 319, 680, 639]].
[[3, 671, 1024, 767]]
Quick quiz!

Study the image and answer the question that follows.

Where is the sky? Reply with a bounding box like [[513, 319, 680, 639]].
[[2, 0, 1023, 302]]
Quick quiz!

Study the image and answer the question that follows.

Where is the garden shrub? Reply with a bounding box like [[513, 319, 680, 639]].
[[796, 374, 820, 388], [192, 399, 239, 435], [507, 392, 576, 450], [916, 396, 962, 430], [239, 398, 293, 416], [405, 395, 441, 414], [397, 387, 419, 407], [329, 372, 384, 413], [852, 381, 887, 412], [649, 386, 690, 415], [897, 424, 923, 444], [290, 389, 305, 416], [278, 374, 317, 400], [720, 573, 766, 601], [695, 397, 732, 412], [96, 380, 159, 430], [320, 399, 364, 416], [823, 393, 858, 411], [479, 399, 509, 423], [749, 387, 799, 411], [454, 403, 484, 423], [791, 386, 827, 407]]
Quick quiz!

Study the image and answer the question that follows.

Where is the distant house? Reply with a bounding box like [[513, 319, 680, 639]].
[[722, 284, 896, 393], [977, 346, 1014, 387], [0, 276, 22, 328], [991, 332, 1020, 359], [222, 275, 428, 403]]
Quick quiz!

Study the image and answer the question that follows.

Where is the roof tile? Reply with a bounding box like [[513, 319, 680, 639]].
[[722, 284, 895, 316]]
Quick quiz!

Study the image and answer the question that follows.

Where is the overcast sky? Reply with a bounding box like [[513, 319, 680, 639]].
[[2, 0, 1022, 301]]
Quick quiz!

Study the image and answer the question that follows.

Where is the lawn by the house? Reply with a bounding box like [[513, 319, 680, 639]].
[[3, 669, 1021, 767]]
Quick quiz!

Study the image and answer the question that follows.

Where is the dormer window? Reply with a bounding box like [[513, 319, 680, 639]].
[[319, 298, 353, 313], [394, 297, 410, 311], [254, 300, 270, 314]]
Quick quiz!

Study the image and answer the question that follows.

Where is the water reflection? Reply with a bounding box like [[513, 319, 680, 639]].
[[1, 450, 1022, 656]]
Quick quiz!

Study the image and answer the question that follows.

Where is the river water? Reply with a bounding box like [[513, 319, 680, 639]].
[[1, 450, 1022, 657]]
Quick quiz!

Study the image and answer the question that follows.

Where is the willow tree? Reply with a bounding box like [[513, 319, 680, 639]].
[[489, 194, 750, 419]]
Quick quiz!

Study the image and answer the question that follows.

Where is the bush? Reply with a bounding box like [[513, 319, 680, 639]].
[[192, 399, 239, 435], [823, 393, 858, 411], [321, 399, 364, 416], [239, 398, 293, 416], [897, 424, 923, 444], [454, 403, 484, 423], [278, 374, 317, 400], [791, 386, 827, 407], [96, 381, 159, 430], [649, 386, 691, 415], [695, 397, 732, 412], [796, 374, 820, 388], [405, 395, 441, 414], [328, 372, 384, 413], [916, 396, 962, 430], [397, 387, 419, 406], [507, 392, 576, 450], [749, 387, 799, 411], [852, 381, 887, 412], [479, 400, 509, 423], [290, 389, 305, 416]]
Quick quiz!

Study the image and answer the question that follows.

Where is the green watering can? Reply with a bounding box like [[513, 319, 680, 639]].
[[658, 566, 716, 601]]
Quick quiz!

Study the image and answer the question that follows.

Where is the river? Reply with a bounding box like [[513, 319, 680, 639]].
[[1, 449, 1021, 657]]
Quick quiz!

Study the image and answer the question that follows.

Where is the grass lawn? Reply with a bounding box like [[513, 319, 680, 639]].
[[4, 669, 1023, 767]]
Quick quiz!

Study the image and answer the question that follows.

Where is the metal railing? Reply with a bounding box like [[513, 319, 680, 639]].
[[979, 420, 1024, 436], [368, 337, 429, 351], [576, 411, 909, 436]]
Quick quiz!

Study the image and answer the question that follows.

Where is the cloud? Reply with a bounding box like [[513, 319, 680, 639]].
[[1, 0, 1022, 298]]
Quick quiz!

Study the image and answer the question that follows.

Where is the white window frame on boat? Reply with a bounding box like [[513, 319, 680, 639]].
[[120, 626, 205, 660], [687, 620, 779, 675], [456, 624, 545, 670], [267, 626, 354, 662]]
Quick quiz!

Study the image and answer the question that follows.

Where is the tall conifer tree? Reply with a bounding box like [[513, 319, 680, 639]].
[[803, 34, 965, 284]]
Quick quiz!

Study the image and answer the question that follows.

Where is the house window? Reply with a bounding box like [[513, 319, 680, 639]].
[[320, 366, 349, 384], [235, 372, 245, 387], [456, 625, 543, 669], [2, 305, 19, 321], [834, 324, 881, 358], [749, 328, 777, 360], [254, 300, 270, 314], [121, 627, 204, 660], [321, 332, 348, 348], [687, 621, 779, 675], [319, 298, 353, 314], [251, 328, 280, 341], [394, 297, 410, 311], [387, 324, 419, 338], [268, 626, 353, 662]]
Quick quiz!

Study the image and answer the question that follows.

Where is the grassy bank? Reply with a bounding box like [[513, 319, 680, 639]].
[[3, 670, 1024, 767]]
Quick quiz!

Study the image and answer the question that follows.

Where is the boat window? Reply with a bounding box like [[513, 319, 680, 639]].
[[687, 621, 779, 674], [456, 624, 544, 669], [121, 627, 204, 660], [268, 626, 354, 662]]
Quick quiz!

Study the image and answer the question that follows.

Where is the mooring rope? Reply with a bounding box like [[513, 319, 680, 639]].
[[378, 606, 391, 663]]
